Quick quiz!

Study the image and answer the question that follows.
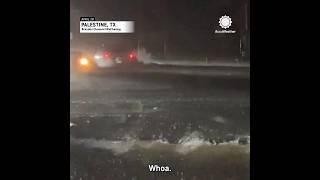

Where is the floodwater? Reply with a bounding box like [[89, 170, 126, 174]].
[[70, 70, 250, 180]]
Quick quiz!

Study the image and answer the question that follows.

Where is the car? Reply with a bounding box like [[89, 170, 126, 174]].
[[92, 47, 139, 68], [70, 47, 140, 73]]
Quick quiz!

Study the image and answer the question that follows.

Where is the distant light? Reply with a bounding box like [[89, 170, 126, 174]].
[[94, 55, 101, 59], [128, 51, 136, 61], [103, 51, 111, 58], [80, 58, 89, 65], [70, 122, 76, 127]]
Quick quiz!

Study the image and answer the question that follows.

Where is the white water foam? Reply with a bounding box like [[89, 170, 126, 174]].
[[176, 131, 211, 155], [70, 133, 250, 155], [70, 136, 136, 155]]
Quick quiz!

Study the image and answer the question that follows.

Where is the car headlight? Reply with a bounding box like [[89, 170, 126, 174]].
[[94, 55, 102, 59], [79, 57, 89, 66]]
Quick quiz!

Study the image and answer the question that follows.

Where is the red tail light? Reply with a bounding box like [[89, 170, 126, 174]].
[[103, 51, 111, 59], [128, 51, 136, 61]]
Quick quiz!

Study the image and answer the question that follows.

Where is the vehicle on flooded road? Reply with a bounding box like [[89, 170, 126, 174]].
[[92, 47, 138, 68], [70, 45, 141, 73]]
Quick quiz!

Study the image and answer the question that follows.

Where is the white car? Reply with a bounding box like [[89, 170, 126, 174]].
[[70, 47, 140, 73]]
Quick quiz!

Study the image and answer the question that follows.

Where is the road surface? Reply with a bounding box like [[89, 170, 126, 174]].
[[70, 65, 250, 180]]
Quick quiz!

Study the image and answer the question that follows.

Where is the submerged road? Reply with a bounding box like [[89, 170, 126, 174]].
[[70, 65, 250, 180]]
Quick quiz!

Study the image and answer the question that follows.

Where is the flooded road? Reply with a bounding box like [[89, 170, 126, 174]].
[[70, 68, 250, 180]]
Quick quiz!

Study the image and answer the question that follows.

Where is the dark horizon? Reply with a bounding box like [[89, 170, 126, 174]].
[[71, 0, 250, 60]]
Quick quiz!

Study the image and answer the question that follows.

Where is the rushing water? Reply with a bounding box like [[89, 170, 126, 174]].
[[70, 134, 249, 180], [70, 72, 250, 180]]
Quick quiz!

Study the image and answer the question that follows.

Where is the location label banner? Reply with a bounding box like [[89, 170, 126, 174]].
[[80, 20, 135, 33]]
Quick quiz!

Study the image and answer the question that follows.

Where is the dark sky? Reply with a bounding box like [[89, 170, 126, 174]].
[[71, 0, 249, 58]]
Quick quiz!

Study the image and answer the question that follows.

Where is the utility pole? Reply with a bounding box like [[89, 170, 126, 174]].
[[245, 2, 248, 32], [240, 38, 242, 57], [245, 1, 250, 60], [137, 40, 141, 57], [163, 40, 167, 58], [241, 2, 248, 60]]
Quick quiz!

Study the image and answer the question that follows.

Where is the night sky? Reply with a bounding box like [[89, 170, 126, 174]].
[[71, 0, 249, 59]]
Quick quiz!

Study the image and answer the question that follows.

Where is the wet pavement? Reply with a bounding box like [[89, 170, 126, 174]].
[[70, 66, 250, 180]]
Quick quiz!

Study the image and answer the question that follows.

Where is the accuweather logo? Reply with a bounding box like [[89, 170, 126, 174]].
[[215, 15, 236, 34], [219, 15, 232, 29]]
